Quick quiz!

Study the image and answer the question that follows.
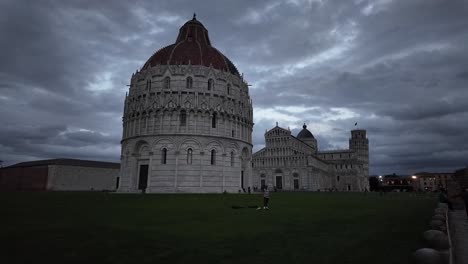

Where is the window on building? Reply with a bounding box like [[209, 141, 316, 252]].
[[231, 130, 235, 137], [230, 152, 234, 166], [187, 148, 192, 164], [164, 77, 170, 89], [161, 148, 167, 164], [208, 79, 213, 90], [227, 84, 231, 95], [180, 110, 187, 126], [147, 80, 152, 90], [212, 113, 217, 128], [337, 175, 340, 182], [211, 149, 216, 165], [186, 77, 193, 89]]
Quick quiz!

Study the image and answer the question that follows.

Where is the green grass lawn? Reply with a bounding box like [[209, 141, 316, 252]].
[[1, 192, 436, 264]]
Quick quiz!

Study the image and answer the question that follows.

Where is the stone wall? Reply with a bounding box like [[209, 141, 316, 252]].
[[47, 165, 118, 191]]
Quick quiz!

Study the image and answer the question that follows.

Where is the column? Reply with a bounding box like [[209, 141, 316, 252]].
[[147, 152, 153, 192], [174, 151, 179, 191], [199, 151, 204, 187]]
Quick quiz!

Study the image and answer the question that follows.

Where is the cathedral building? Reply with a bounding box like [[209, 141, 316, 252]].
[[118, 15, 254, 193], [252, 124, 369, 191]]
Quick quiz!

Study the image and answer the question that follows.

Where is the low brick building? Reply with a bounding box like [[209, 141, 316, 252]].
[[0, 159, 119, 191]]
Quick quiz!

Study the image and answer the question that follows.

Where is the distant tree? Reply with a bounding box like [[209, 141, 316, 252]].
[[369, 176, 380, 191]]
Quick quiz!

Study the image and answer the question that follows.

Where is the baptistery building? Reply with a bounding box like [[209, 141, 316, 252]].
[[118, 15, 253, 193]]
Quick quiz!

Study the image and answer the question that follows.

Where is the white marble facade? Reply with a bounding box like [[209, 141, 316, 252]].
[[118, 16, 253, 193], [252, 125, 369, 192], [118, 64, 253, 193]]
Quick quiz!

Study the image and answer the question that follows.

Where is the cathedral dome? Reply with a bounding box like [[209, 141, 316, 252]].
[[297, 124, 315, 139], [142, 14, 240, 76]]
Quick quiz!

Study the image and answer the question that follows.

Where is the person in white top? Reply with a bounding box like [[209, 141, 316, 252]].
[[257, 185, 270, 210]]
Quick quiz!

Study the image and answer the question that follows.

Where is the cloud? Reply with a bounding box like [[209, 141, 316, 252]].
[[0, 0, 467, 176]]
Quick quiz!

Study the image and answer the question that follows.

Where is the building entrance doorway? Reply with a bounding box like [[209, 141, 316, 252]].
[[294, 179, 299, 190], [138, 165, 148, 191], [276, 176, 282, 190], [241, 170, 244, 189]]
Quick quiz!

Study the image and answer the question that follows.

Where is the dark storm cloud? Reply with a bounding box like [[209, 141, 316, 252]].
[[1, 0, 467, 175]]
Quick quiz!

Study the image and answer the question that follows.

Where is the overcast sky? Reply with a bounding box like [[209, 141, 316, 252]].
[[1, 0, 467, 175]]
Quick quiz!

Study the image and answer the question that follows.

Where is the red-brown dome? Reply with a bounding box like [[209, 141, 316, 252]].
[[143, 15, 240, 77]]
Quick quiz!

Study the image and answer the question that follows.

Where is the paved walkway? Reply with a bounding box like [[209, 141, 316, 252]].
[[449, 209, 468, 264]]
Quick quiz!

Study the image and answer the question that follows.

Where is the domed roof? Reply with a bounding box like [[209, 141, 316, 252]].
[[142, 14, 240, 77], [297, 124, 315, 139]]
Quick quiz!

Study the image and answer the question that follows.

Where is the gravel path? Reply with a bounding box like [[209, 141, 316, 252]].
[[449, 209, 468, 264]]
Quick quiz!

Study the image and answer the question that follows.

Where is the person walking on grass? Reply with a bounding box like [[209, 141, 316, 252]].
[[257, 185, 270, 210]]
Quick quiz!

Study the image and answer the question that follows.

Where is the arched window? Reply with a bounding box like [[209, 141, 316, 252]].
[[147, 80, 152, 90], [230, 152, 234, 166], [211, 149, 216, 165], [207, 79, 213, 91], [186, 77, 193, 89], [180, 110, 186, 126], [211, 113, 217, 128], [187, 148, 193, 164], [161, 148, 167, 164], [227, 84, 231, 95], [164, 77, 170, 89]]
